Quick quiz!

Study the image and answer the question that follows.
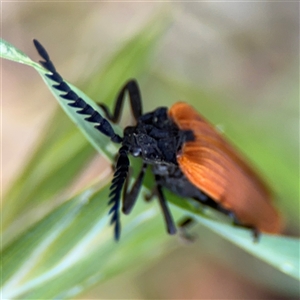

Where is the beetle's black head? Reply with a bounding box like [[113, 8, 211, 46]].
[[122, 126, 164, 163], [122, 107, 193, 165]]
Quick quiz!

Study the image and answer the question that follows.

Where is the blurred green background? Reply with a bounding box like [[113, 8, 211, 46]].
[[2, 2, 299, 299]]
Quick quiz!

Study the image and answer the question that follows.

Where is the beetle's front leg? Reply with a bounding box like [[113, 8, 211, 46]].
[[98, 79, 142, 123]]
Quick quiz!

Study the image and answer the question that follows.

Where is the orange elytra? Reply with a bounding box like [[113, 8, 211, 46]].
[[169, 102, 282, 234]]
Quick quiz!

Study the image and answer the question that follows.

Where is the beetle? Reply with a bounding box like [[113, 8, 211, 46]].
[[33, 39, 282, 241]]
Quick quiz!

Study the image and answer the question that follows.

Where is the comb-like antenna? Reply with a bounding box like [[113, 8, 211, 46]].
[[108, 146, 129, 240], [33, 39, 122, 144]]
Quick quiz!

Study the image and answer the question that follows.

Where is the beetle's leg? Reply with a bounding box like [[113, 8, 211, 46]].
[[122, 163, 147, 214], [148, 175, 176, 235], [144, 189, 156, 202], [177, 217, 196, 243], [178, 217, 194, 228], [98, 79, 142, 123], [97, 103, 113, 121], [205, 198, 261, 242], [154, 178, 177, 235], [228, 211, 260, 242]]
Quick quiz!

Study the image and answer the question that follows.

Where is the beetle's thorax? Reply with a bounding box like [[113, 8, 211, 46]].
[[122, 107, 193, 165]]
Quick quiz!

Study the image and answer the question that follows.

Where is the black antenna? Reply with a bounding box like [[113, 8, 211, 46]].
[[33, 39, 122, 144], [33, 39, 129, 240], [108, 146, 129, 240]]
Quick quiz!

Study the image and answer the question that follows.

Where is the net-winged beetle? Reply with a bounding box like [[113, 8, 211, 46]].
[[33, 39, 282, 241]]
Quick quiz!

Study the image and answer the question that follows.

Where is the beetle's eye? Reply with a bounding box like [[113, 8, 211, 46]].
[[132, 148, 141, 157]]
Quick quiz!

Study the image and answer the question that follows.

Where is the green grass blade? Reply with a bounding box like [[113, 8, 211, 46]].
[[2, 110, 95, 242], [1, 38, 44, 72], [1, 185, 169, 299], [167, 192, 300, 281], [2, 184, 299, 299]]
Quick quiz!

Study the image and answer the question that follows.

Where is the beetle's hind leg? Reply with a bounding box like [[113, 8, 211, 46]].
[[177, 217, 197, 243], [228, 211, 260, 242], [143, 190, 196, 242]]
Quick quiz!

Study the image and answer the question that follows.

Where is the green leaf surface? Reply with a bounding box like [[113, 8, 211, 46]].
[[2, 184, 299, 299], [2, 185, 169, 299], [1, 38, 44, 71], [167, 192, 300, 280], [2, 110, 95, 243]]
